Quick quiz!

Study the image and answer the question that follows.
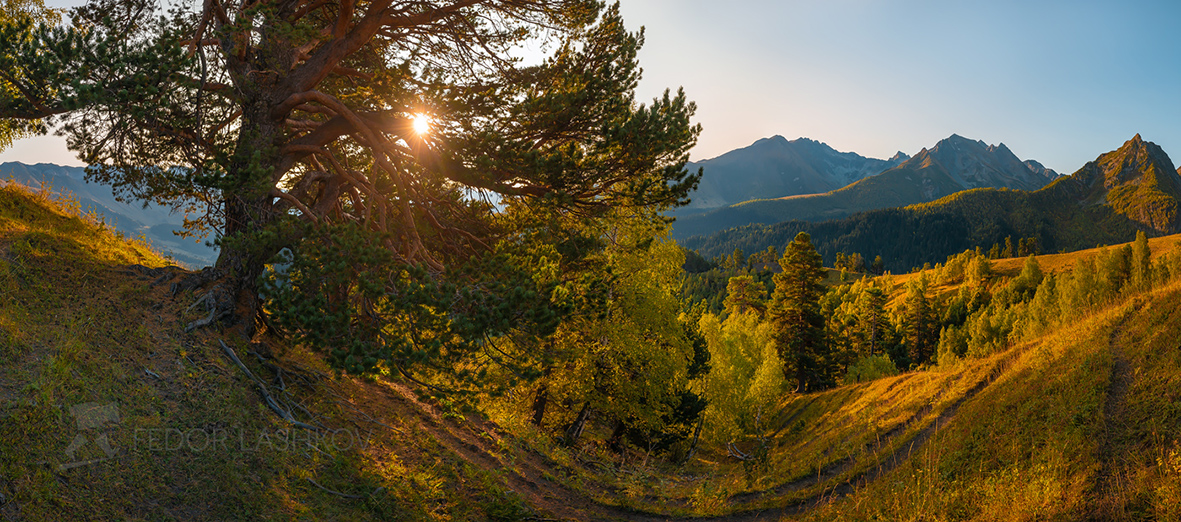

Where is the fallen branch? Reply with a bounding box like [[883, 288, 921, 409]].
[[727, 441, 751, 461], [219, 339, 319, 430]]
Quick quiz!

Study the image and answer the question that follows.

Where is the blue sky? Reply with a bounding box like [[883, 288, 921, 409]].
[[5, 0, 1181, 174], [615, 0, 1181, 173]]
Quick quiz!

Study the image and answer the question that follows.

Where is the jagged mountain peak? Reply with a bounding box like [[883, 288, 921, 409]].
[[1092, 134, 1177, 188], [1023, 159, 1061, 182], [895, 134, 1048, 192], [1057, 135, 1181, 233], [672, 134, 1062, 239], [682, 136, 908, 210], [1102, 133, 1176, 172]]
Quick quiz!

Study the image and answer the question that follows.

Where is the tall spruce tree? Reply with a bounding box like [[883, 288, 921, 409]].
[[768, 232, 828, 392], [856, 286, 887, 356], [901, 275, 937, 366]]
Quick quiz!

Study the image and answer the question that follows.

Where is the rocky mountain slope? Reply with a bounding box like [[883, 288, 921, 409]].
[[681, 136, 908, 211], [674, 134, 1059, 239]]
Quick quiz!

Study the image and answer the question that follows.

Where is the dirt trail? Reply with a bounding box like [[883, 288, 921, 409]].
[[1091, 303, 1140, 520], [361, 380, 670, 521], [350, 345, 1023, 521], [700, 348, 1021, 521]]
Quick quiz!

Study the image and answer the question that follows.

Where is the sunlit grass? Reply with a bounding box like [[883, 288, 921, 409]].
[[0, 183, 537, 521]]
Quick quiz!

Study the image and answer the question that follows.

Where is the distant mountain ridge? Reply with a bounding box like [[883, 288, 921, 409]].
[[0, 162, 216, 267], [681, 136, 909, 211], [672, 134, 1060, 239], [683, 135, 1176, 272]]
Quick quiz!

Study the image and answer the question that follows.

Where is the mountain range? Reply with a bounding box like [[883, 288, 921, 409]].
[[0, 162, 217, 267], [683, 135, 1181, 271], [679, 136, 910, 212], [673, 134, 1061, 239]]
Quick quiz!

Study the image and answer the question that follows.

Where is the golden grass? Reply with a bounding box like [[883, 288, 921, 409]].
[[8, 180, 1181, 521], [792, 283, 1181, 520], [0, 183, 535, 521], [883, 233, 1181, 307]]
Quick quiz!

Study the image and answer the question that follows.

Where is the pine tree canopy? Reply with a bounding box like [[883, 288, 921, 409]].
[[0, 0, 702, 379]]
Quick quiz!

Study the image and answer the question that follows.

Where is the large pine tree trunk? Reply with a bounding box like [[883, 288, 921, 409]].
[[684, 416, 704, 461], [176, 113, 282, 337]]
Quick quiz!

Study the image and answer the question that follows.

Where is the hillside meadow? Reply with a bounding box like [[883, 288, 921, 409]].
[[1, 182, 1180, 520]]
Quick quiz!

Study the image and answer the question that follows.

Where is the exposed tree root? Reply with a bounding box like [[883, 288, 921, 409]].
[[184, 285, 235, 332], [218, 339, 319, 431]]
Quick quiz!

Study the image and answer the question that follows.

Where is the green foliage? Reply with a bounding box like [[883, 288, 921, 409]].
[[722, 275, 766, 317], [0, 0, 61, 150], [1132, 230, 1151, 290], [2, 2, 705, 410], [262, 221, 561, 393], [1010, 255, 1044, 301], [900, 274, 938, 367], [511, 215, 708, 453], [842, 354, 898, 385], [698, 311, 783, 445]]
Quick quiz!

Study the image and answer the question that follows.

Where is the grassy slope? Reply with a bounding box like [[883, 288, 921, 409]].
[[0, 184, 542, 521], [4, 182, 1181, 521], [795, 284, 1181, 520], [884, 234, 1181, 309]]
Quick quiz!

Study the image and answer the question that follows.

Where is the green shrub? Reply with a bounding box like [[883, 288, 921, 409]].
[[843, 354, 898, 385]]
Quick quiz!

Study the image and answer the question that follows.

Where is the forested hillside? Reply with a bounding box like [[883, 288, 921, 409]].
[[685, 135, 1181, 272], [7, 152, 1181, 520]]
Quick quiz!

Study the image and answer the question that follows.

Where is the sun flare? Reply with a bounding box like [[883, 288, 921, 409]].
[[412, 113, 430, 135]]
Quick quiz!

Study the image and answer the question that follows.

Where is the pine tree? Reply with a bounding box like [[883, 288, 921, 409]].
[[0, 0, 59, 150], [902, 275, 937, 366], [856, 287, 887, 356], [722, 275, 766, 317], [1, 1, 701, 346], [768, 232, 828, 392]]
